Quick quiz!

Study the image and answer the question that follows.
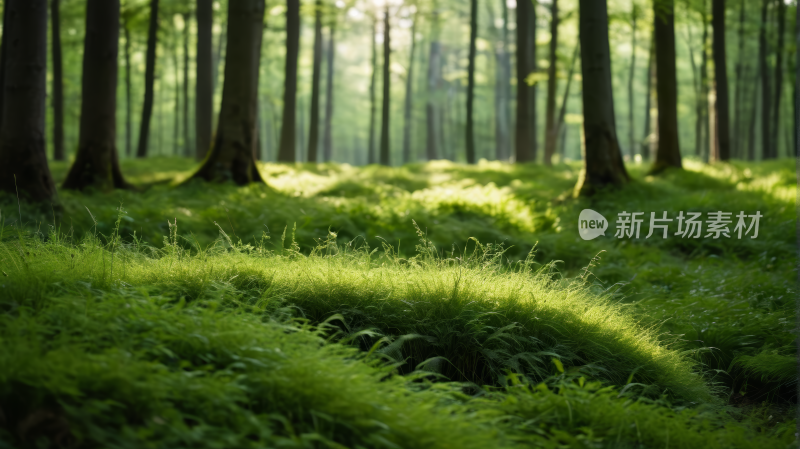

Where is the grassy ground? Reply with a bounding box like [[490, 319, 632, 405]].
[[0, 157, 796, 448]]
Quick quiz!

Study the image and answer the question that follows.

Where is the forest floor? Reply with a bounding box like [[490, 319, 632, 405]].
[[0, 158, 796, 448]]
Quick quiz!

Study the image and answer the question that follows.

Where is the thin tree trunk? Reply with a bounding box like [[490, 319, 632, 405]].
[[277, 0, 300, 162], [123, 18, 132, 157], [402, 13, 417, 164], [135, 0, 159, 158], [733, 0, 745, 158], [298, 97, 306, 161], [51, 0, 65, 161], [425, 12, 441, 161], [526, 1, 538, 161], [758, 0, 772, 159], [651, 0, 682, 172], [699, 8, 710, 162], [642, 31, 654, 161], [183, 11, 191, 157], [196, 0, 213, 160], [368, 17, 377, 164], [748, 62, 760, 160], [323, 24, 335, 162], [307, 0, 322, 162], [795, 1, 798, 157], [555, 43, 579, 151], [515, 0, 534, 162], [465, 0, 477, 164], [575, 0, 628, 195], [63, 0, 128, 190], [0, 2, 11, 131], [190, 0, 265, 184], [712, 0, 730, 161], [173, 32, 180, 155], [626, 3, 636, 160], [213, 13, 226, 98], [543, 0, 559, 166], [379, 7, 391, 166], [771, 0, 786, 158], [687, 27, 703, 157], [0, 0, 56, 201]]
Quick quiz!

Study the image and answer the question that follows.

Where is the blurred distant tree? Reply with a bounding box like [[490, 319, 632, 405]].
[[379, 6, 391, 166], [465, 0, 477, 164], [196, 0, 213, 160], [278, 0, 300, 162], [323, 22, 336, 162], [51, 0, 65, 161], [758, 0, 771, 160], [136, 0, 160, 158], [402, 9, 416, 165], [0, 0, 56, 201], [515, 0, 535, 163], [651, 0, 682, 172], [711, 0, 730, 161], [770, 0, 786, 159], [626, 2, 637, 160], [425, 9, 441, 161], [543, 0, 559, 166], [308, 0, 323, 163]]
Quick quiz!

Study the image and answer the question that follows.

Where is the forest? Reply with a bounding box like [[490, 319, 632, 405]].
[[0, 0, 798, 447]]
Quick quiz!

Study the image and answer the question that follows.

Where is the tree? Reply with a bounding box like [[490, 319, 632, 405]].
[[425, 11, 441, 161], [732, 0, 745, 158], [574, 0, 628, 196], [771, 0, 786, 159], [307, 0, 323, 163], [0, 2, 11, 131], [182, 10, 191, 157], [465, 0, 478, 164], [402, 11, 417, 165], [196, 0, 213, 160], [641, 31, 654, 161], [368, 16, 378, 164], [543, 0, 559, 166], [626, 3, 637, 159], [277, 0, 300, 162], [711, 0, 730, 161], [62, 0, 128, 190], [189, 0, 265, 183], [515, 0, 535, 162], [135, 0, 160, 158], [651, 0, 682, 172], [51, 0, 65, 161], [0, 0, 56, 202], [123, 14, 133, 157], [758, 0, 771, 159], [379, 7, 391, 166], [323, 24, 336, 162]]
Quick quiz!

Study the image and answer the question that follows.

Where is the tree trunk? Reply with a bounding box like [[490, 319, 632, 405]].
[[368, 17, 377, 164], [642, 31, 654, 161], [758, 0, 772, 159], [543, 0, 559, 166], [63, 0, 128, 191], [465, 0, 477, 164], [733, 0, 745, 158], [699, 9, 710, 162], [135, 0, 159, 158], [51, 0, 65, 161], [213, 13, 226, 99], [626, 3, 636, 160], [515, 0, 535, 162], [0, 0, 55, 202], [402, 13, 417, 164], [183, 11, 191, 157], [379, 7, 391, 166], [123, 18, 132, 157], [747, 62, 760, 160], [196, 0, 213, 160], [173, 32, 180, 155], [687, 28, 703, 157], [771, 0, 786, 159], [712, 0, 730, 161], [307, 0, 322, 162], [323, 24, 335, 162], [575, 0, 628, 196], [795, 0, 798, 157], [425, 13, 441, 161], [651, 0, 682, 172], [277, 0, 300, 162], [190, 0, 265, 183], [0, 2, 11, 131], [555, 43, 579, 151]]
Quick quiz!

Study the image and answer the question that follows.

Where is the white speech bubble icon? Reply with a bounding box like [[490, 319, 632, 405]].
[[578, 209, 608, 240]]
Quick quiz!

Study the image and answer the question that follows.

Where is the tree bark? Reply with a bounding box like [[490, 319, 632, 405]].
[[183, 11, 191, 157], [368, 16, 377, 164], [135, 0, 159, 158], [712, 0, 730, 161], [758, 0, 772, 159], [733, 0, 745, 158], [189, 0, 265, 183], [123, 17, 132, 157], [379, 7, 391, 166], [514, 0, 535, 162], [771, 0, 786, 159], [626, 3, 636, 160], [307, 0, 323, 162], [277, 0, 300, 162], [425, 12, 441, 161], [196, 0, 213, 160], [51, 0, 65, 161], [62, 0, 128, 191], [323, 24, 335, 162], [575, 0, 628, 196], [543, 0, 559, 165], [465, 0, 477, 164], [0, 0, 55, 202], [651, 0, 682, 172], [402, 13, 417, 164]]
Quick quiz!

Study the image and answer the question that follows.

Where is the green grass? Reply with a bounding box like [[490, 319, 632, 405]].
[[0, 157, 796, 448]]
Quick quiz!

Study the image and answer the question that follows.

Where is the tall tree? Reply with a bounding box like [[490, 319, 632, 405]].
[[135, 0, 159, 158], [575, 0, 628, 195], [182, 10, 191, 157], [543, 0, 559, 165], [0, 2, 11, 131], [379, 7, 391, 166], [123, 15, 133, 157], [465, 0, 478, 164], [0, 0, 56, 202], [425, 11, 441, 161], [494, 0, 511, 160], [627, 3, 637, 159], [323, 24, 336, 162], [402, 12, 417, 165], [651, 0, 682, 172], [368, 16, 378, 164], [515, 0, 535, 162], [641, 31, 654, 160], [51, 0, 65, 161], [732, 0, 745, 158], [699, 6, 710, 161], [771, 0, 786, 159], [555, 43, 579, 151], [277, 0, 300, 162], [196, 0, 213, 160], [173, 31, 180, 155], [758, 0, 772, 159], [712, 0, 730, 161], [307, 0, 323, 163], [190, 0, 265, 183], [795, 0, 799, 157], [63, 0, 128, 190]]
